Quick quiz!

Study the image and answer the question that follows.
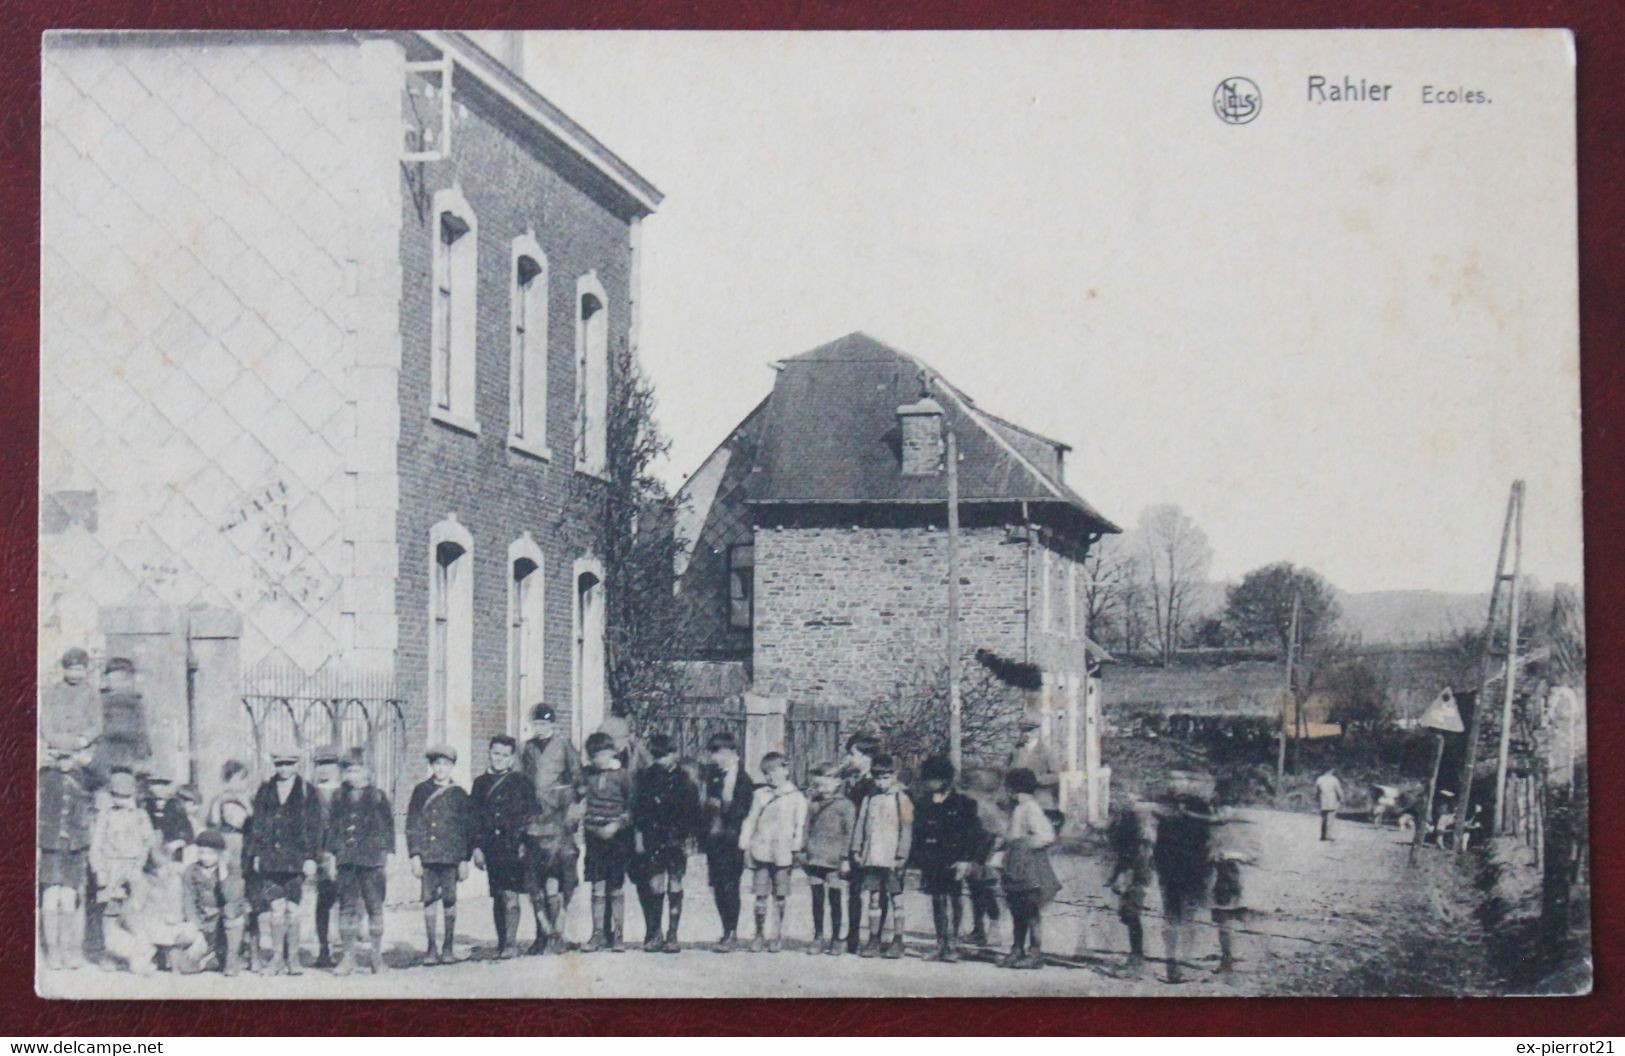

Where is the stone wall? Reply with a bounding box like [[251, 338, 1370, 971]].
[[751, 522, 1093, 726]]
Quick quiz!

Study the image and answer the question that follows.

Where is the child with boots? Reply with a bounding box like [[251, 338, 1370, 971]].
[[701, 731, 755, 952], [309, 746, 344, 968], [406, 745, 473, 965], [89, 769, 156, 970], [840, 734, 880, 953], [471, 735, 532, 959], [582, 730, 635, 952], [183, 829, 249, 976], [850, 754, 912, 959], [39, 737, 94, 970], [631, 733, 701, 952], [802, 762, 855, 956], [246, 746, 320, 976], [519, 704, 581, 954], [911, 754, 981, 962], [738, 751, 807, 953], [959, 766, 1009, 949], [1106, 792, 1157, 975], [326, 752, 395, 975], [1001, 767, 1061, 970]]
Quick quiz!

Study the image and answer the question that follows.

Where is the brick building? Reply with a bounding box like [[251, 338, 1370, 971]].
[[40, 31, 659, 797], [674, 333, 1119, 820]]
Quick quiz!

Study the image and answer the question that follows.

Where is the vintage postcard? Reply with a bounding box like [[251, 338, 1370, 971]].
[[36, 28, 1585, 998]]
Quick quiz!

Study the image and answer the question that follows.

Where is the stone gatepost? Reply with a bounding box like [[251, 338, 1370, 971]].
[[743, 692, 788, 781], [187, 607, 241, 804]]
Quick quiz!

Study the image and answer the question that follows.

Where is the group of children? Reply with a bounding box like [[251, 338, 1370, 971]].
[[693, 731, 1063, 968], [44, 717, 1075, 977]]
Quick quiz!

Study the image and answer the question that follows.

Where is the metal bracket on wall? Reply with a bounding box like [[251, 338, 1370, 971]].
[[403, 56, 454, 163]]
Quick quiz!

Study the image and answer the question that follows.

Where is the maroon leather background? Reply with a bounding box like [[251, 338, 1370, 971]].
[[2, 0, 1620, 1037]]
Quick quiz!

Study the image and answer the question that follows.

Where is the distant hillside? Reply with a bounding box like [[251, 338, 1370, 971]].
[[1335, 590, 1488, 644]]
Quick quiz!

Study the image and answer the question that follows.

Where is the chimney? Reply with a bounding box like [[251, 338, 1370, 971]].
[[897, 394, 945, 476], [502, 32, 526, 80]]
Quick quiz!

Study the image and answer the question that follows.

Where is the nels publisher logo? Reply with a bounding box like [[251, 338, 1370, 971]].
[[1213, 76, 1262, 125]]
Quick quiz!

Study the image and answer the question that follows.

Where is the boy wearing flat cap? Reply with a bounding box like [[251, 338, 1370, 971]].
[[520, 703, 581, 953], [245, 745, 320, 975], [406, 744, 473, 965], [40, 647, 100, 763], [183, 829, 249, 975], [325, 751, 395, 975]]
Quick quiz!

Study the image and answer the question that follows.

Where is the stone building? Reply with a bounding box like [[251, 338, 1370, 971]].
[[40, 31, 660, 797], [674, 333, 1118, 820]]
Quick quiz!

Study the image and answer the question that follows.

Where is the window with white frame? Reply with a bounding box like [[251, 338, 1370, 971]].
[[430, 188, 478, 430], [510, 235, 548, 453], [575, 273, 608, 475], [508, 536, 545, 735], [429, 516, 474, 784]]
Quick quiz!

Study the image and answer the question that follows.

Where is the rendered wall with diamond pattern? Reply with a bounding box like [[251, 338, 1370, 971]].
[[40, 34, 406, 679]]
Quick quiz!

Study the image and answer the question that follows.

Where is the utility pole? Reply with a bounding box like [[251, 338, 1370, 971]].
[[1278, 588, 1300, 796], [1492, 480, 1526, 834], [1287, 588, 1300, 760], [946, 428, 962, 772], [1456, 481, 1521, 852]]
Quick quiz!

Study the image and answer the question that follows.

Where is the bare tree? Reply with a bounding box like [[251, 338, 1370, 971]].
[[1082, 531, 1143, 652], [1137, 504, 1212, 666], [854, 654, 1028, 774]]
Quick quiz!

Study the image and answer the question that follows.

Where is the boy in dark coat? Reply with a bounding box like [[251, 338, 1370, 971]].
[[143, 775, 194, 846], [406, 744, 473, 965], [245, 746, 321, 975], [910, 754, 982, 962], [183, 829, 249, 975], [1106, 793, 1157, 973], [38, 738, 94, 970], [631, 733, 700, 952], [325, 751, 395, 975], [93, 658, 151, 781], [519, 704, 581, 953], [309, 745, 344, 967], [581, 731, 635, 952], [1151, 770, 1217, 984], [471, 735, 531, 959], [700, 731, 755, 952], [841, 733, 881, 953]]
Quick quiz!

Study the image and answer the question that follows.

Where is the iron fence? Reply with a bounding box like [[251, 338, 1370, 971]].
[[234, 667, 409, 812]]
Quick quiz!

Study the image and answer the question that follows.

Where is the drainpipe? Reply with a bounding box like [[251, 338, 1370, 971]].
[[1021, 501, 1032, 663]]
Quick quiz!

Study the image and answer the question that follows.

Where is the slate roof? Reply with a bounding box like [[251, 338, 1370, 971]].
[[743, 332, 1119, 534]]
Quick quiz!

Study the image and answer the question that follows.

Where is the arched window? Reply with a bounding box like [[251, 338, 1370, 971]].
[[508, 534, 545, 736], [430, 187, 478, 431], [510, 233, 549, 455], [429, 516, 474, 784], [575, 273, 608, 476]]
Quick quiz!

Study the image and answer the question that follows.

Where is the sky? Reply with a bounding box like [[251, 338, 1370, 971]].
[[493, 30, 1582, 595]]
